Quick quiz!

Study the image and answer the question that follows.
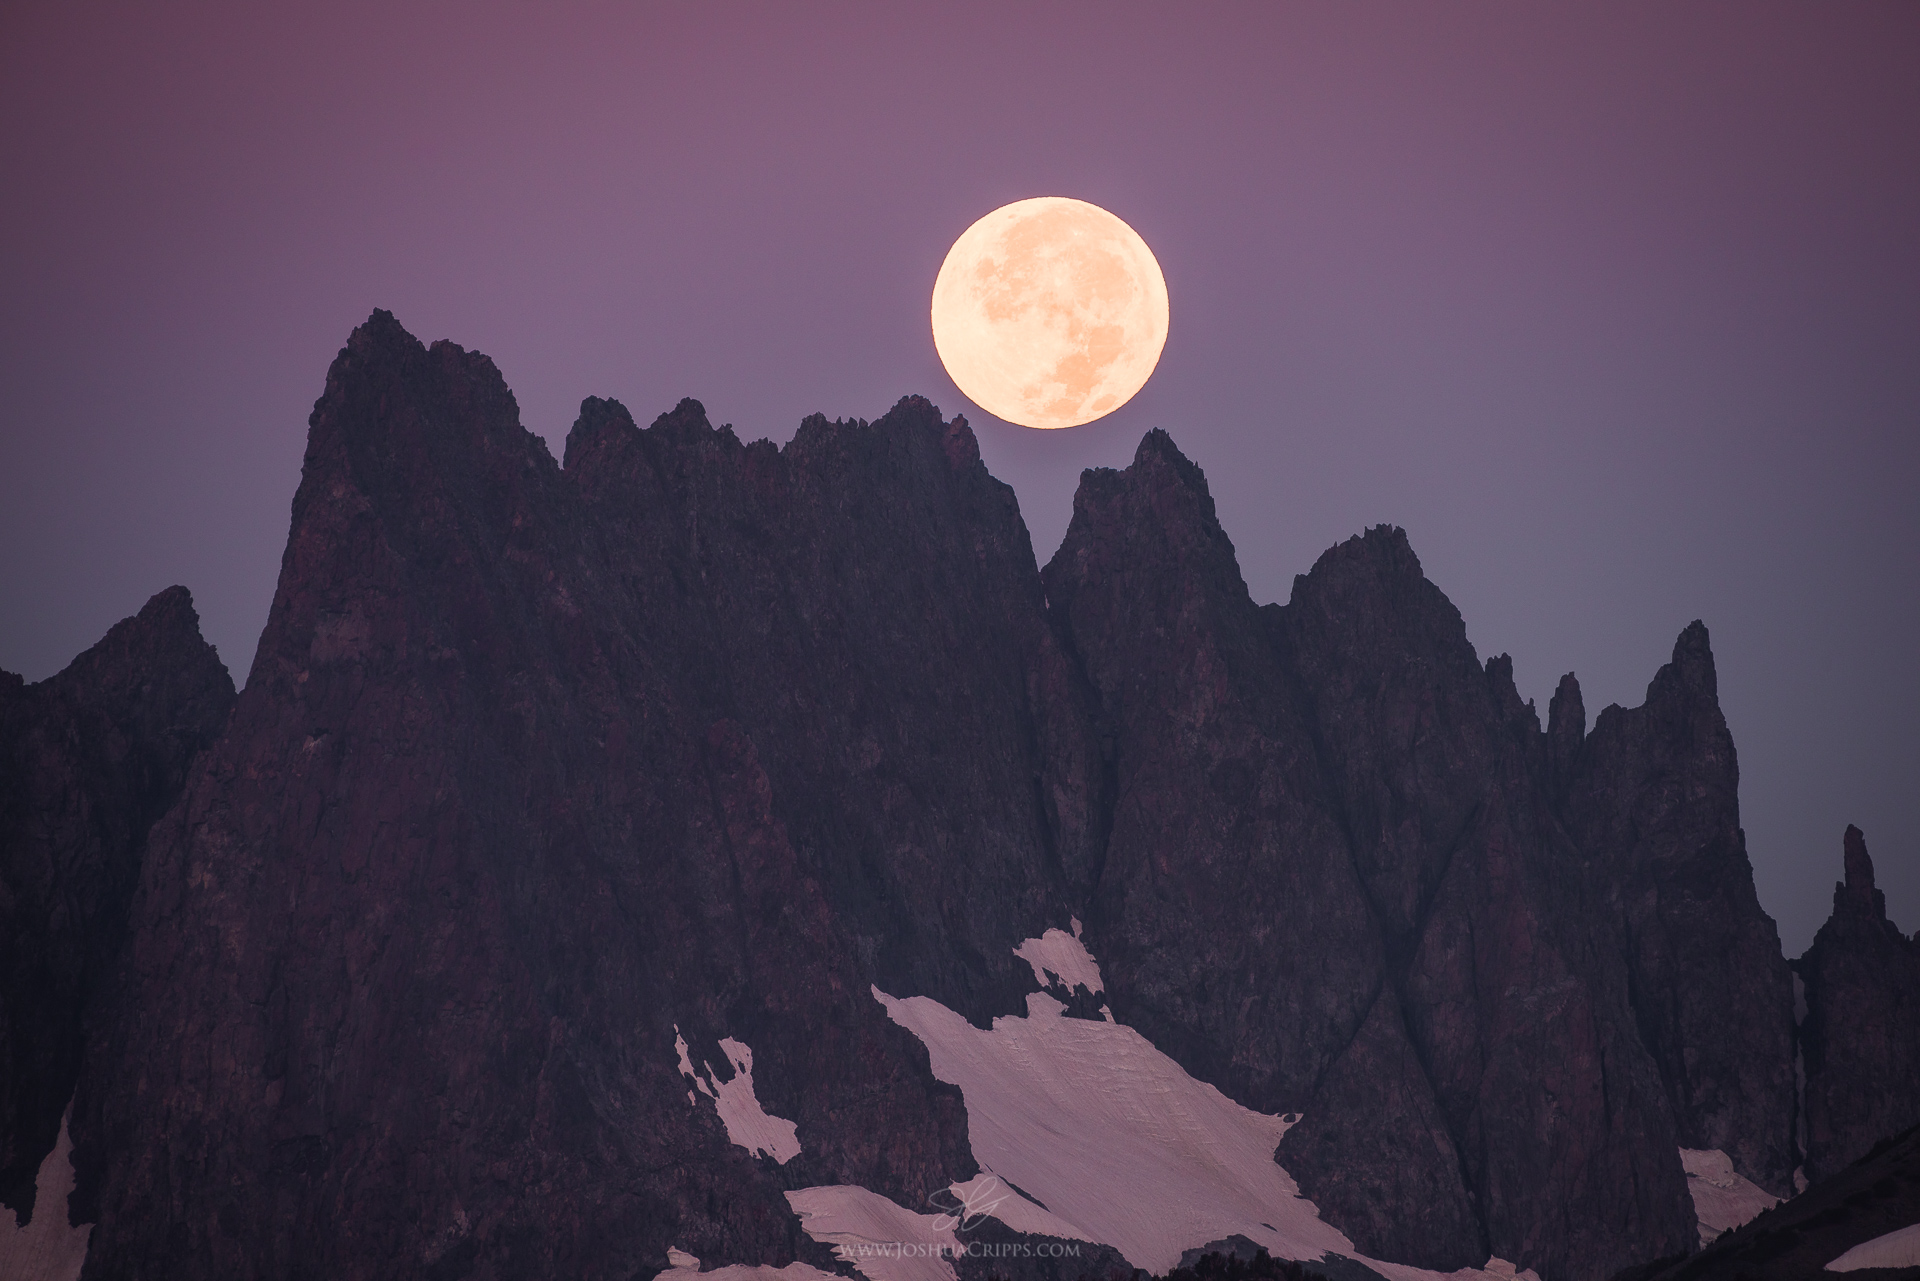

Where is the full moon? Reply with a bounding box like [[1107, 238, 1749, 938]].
[[931, 197, 1169, 430]]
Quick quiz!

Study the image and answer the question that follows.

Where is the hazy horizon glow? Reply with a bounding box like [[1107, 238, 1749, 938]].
[[1, 2, 1914, 952]]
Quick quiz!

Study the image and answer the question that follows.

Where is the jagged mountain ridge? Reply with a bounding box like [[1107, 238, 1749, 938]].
[[0, 312, 1907, 1280], [1795, 827, 1920, 1184], [0, 588, 235, 1222]]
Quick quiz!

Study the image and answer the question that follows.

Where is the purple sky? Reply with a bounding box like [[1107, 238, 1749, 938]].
[[2, 2, 1915, 953]]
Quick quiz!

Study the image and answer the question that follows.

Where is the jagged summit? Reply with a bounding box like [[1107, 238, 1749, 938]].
[[0, 586, 233, 1222], [1548, 671, 1586, 749], [2, 315, 1911, 1281], [1840, 822, 1881, 907], [561, 394, 640, 469], [1798, 826, 1920, 1181]]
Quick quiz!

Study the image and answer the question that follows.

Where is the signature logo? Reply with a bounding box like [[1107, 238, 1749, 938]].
[[926, 1175, 1017, 1235]]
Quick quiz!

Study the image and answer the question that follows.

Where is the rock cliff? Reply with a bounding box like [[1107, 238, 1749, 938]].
[[1044, 440, 1713, 1278], [0, 313, 1900, 1281], [1553, 627, 1798, 1196], [1796, 826, 1920, 1182], [68, 315, 1079, 1279], [0, 588, 234, 1224]]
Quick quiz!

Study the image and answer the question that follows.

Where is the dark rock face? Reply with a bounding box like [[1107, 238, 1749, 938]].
[[1043, 443, 1705, 1279], [6, 313, 1832, 1281], [1274, 528, 1694, 1279], [1553, 627, 1799, 1195], [67, 313, 1093, 1279], [1796, 827, 1920, 1181], [1041, 437, 1483, 1271], [562, 392, 1096, 1022], [0, 588, 234, 1225]]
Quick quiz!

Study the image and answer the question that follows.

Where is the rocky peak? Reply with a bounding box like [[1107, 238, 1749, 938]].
[[1, 587, 233, 1223], [1283, 525, 1475, 679], [559, 395, 640, 472], [1483, 653, 1538, 732], [1553, 620, 1797, 1195], [1837, 823, 1885, 916], [1130, 425, 1212, 497], [302, 310, 544, 508], [1308, 522, 1423, 578], [1797, 826, 1920, 1180], [940, 410, 979, 471], [1659, 619, 1719, 702], [1044, 429, 1253, 682], [21, 318, 1900, 1281], [1045, 437, 1483, 1268], [1062, 429, 1236, 578], [648, 396, 726, 444], [1548, 672, 1585, 740], [1547, 672, 1586, 770]]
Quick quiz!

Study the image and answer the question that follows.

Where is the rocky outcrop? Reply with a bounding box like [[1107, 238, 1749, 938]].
[[1796, 827, 1920, 1181], [3, 313, 1839, 1281], [1042, 438, 1699, 1280], [0, 588, 233, 1229], [1042, 438, 1483, 1271], [1553, 627, 1799, 1195], [67, 313, 1102, 1279], [1039, 432, 1810, 1278], [562, 392, 1098, 1022], [1275, 527, 1693, 1280]]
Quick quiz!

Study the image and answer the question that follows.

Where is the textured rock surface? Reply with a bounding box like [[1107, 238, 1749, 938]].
[[67, 313, 1103, 1279], [1039, 435, 1802, 1278], [562, 392, 1095, 1022], [1796, 827, 1920, 1182], [1553, 628, 1799, 1197], [1041, 437, 1482, 1271], [1039, 436, 1717, 1278], [0, 587, 233, 1225], [1274, 526, 1692, 1279], [2, 313, 1854, 1281]]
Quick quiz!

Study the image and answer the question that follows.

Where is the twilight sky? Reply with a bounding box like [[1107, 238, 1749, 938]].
[[1, 1, 1914, 952]]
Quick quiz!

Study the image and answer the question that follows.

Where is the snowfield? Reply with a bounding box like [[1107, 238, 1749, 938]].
[[1825, 1222, 1920, 1271], [668, 935, 1566, 1281], [664, 1247, 842, 1281], [851, 933, 1542, 1281], [1680, 1147, 1779, 1246]]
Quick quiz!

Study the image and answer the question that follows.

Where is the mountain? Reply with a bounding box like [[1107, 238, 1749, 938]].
[[1042, 439, 1789, 1277], [0, 587, 234, 1223], [1796, 827, 1920, 1183], [1, 313, 1912, 1281]]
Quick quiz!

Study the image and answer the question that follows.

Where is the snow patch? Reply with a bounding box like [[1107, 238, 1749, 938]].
[[1012, 927, 1104, 997], [0, 1104, 91, 1281], [1825, 1222, 1920, 1271], [663, 1245, 842, 1281], [1680, 1148, 1779, 1247], [675, 1027, 801, 1164], [874, 983, 1537, 1281], [786, 1184, 961, 1281]]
